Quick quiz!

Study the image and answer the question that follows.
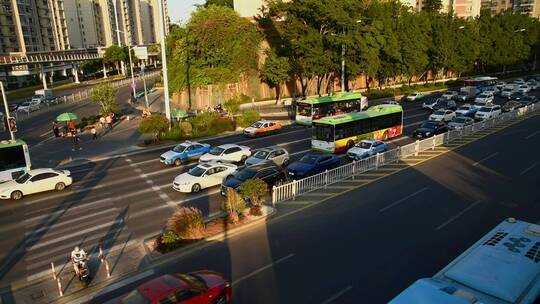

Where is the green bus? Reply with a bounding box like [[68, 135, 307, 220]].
[[296, 92, 368, 125], [312, 104, 403, 153]]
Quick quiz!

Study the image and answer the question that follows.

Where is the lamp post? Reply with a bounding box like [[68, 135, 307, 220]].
[[0, 81, 15, 140], [112, 0, 126, 76], [158, 0, 171, 123]]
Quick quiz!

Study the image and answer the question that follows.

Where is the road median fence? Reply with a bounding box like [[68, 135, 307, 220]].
[[271, 103, 539, 205], [13, 71, 160, 121]]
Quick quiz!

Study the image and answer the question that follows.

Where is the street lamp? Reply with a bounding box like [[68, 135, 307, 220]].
[[113, 28, 137, 100], [112, 0, 126, 76], [158, 0, 171, 123], [0, 81, 15, 140]]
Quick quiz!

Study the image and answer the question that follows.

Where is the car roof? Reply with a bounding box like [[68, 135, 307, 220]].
[[242, 162, 278, 170], [217, 144, 240, 149], [256, 146, 283, 152], [136, 274, 188, 299], [27, 168, 58, 175]]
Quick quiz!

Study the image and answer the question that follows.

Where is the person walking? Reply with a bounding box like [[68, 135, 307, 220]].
[[72, 134, 82, 151], [52, 121, 60, 138], [91, 126, 98, 140], [68, 120, 76, 133], [99, 116, 105, 129], [105, 115, 112, 130]]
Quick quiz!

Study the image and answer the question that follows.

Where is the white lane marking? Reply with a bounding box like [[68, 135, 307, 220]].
[[525, 129, 540, 139], [404, 112, 427, 120], [290, 149, 311, 156], [379, 187, 429, 212], [436, 200, 481, 230], [321, 285, 353, 304], [22, 209, 115, 235], [24, 197, 115, 219], [232, 253, 295, 286], [472, 152, 499, 167], [277, 138, 310, 147], [39, 130, 52, 137], [520, 160, 540, 176]]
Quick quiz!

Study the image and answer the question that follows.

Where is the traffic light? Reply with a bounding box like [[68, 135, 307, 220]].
[[8, 117, 17, 133]]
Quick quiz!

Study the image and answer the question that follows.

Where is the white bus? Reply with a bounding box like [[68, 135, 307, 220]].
[[0, 139, 31, 182]]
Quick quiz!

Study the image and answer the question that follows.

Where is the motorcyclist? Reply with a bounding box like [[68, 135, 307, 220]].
[[71, 246, 87, 276]]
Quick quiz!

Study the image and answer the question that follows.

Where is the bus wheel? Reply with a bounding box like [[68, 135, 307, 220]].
[[11, 191, 23, 200], [383, 131, 388, 141], [346, 141, 354, 150]]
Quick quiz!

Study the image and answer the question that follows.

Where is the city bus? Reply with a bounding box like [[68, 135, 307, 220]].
[[311, 104, 403, 153], [0, 139, 31, 182], [464, 76, 498, 93], [390, 218, 540, 304], [296, 92, 368, 125]]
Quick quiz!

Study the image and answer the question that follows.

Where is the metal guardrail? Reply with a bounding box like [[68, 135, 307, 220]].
[[12, 71, 160, 121], [271, 103, 538, 205]]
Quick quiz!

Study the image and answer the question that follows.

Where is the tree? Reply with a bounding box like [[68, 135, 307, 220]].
[[221, 188, 246, 224], [238, 178, 268, 216], [80, 59, 103, 75], [203, 0, 233, 8], [103, 45, 127, 74], [261, 49, 291, 102], [90, 84, 118, 115], [223, 98, 241, 119], [138, 115, 169, 141], [422, 0, 443, 13]]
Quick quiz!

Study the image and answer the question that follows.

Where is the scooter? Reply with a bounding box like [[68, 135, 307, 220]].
[[73, 258, 91, 286]]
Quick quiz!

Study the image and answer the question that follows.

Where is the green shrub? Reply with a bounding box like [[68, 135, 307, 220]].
[[367, 89, 395, 100], [221, 188, 246, 223], [166, 207, 205, 240], [180, 121, 193, 136], [239, 178, 268, 216], [238, 111, 260, 128], [139, 115, 169, 141], [161, 127, 182, 141], [161, 231, 179, 251]]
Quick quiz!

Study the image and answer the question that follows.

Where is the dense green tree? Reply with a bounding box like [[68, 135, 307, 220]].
[[261, 49, 291, 101], [90, 84, 118, 115], [203, 0, 233, 8], [103, 45, 126, 73], [80, 59, 103, 75]]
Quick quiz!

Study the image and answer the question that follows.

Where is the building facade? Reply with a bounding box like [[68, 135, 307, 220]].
[[0, 0, 167, 55]]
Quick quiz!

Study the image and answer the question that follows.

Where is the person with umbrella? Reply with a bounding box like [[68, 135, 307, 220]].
[[56, 112, 78, 136]]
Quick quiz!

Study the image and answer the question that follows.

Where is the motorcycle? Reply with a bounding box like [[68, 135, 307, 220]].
[[72, 256, 91, 286]]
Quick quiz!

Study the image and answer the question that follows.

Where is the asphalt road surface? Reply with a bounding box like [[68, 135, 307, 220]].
[[91, 110, 540, 304], [0, 86, 537, 292]]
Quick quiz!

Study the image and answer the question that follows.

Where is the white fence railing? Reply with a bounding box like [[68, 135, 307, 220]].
[[272, 103, 539, 205], [12, 71, 160, 121]]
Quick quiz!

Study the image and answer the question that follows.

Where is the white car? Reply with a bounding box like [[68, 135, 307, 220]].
[[422, 98, 440, 110], [17, 100, 40, 113], [517, 84, 531, 93], [496, 81, 506, 89], [448, 116, 474, 130], [514, 78, 525, 85], [441, 91, 458, 100], [0, 168, 72, 200], [526, 79, 539, 90], [406, 92, 424, 101], [172, 162, 237, 193], [429, 109, 455, 122], [475, 105, 502, 121], [483, 86, 499, 95], [500, 87, 516, 98], [199, 144, 251, 163], [474, 92, 494, 105]]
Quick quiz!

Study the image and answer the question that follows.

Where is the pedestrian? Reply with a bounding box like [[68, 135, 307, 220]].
[[91, 126, 97, 140], [99, 116, 105, 129], [72, 134, 82, 151], [69, 120, 75, 133], [52, 121, 60, 137], [105, 115, 112, 130]]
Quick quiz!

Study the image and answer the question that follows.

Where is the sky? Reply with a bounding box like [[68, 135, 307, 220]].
[[168, 0, 206, 24]]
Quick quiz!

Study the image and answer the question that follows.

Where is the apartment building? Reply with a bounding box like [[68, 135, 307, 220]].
[[480, 0, 540, 17]]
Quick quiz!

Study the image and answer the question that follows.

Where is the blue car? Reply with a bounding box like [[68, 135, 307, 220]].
[[346, 139, 388, 160], [160, 141, 210, 166], [286, 154, 341, 179], [455, 104, 478, 117]]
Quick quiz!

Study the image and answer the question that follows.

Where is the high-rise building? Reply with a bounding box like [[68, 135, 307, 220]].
[[480, 0, 539, 17]]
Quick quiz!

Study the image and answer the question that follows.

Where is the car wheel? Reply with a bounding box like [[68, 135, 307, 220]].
[[346, 140, 354, 150], [174, 158, 182, 166], [11, 191, 23, 200], [55, 182, 66, 191], [240, 155, 248, 162], [382, 131, 388, 141], [191, 184, 201, 193], [213, 294, 228, 304], [282, 158, 289, 167]]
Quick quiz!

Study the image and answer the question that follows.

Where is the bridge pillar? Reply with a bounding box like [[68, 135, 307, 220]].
[[73, 64, 80, 84], [40, 64, 48, 90], [103, 62, 108, 78]]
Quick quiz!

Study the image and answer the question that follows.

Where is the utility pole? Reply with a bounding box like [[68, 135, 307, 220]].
[[341, 43, 346, 92], [127, 45, 136, 99], [142, 64, 149, 109], [0, 81, 15, 140], [112, 0, 126, 75], [158, 0, 171, 122]]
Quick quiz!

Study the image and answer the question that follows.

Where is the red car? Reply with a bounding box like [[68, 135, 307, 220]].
[[120, 271, 231, 304]]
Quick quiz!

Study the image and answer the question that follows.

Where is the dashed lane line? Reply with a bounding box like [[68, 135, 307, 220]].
[[472, 152, 499, 167], [231, 253, 295, 286], [321, 285, 353, 304], [379, 187, 429, 212], [436, 200, 482, 231]]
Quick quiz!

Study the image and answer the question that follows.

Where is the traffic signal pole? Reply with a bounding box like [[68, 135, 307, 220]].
[[0, 81, 15, 140]]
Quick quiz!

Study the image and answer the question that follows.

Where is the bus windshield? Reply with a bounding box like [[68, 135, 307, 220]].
[[313, 124, 334, 142], [297, 103, 312, 116], [0, 145, 27, 171]]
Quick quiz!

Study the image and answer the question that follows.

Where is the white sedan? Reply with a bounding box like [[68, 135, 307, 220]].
[[406, 92, 424, 101], [429, 109, 455, 122], [0, 168, 72, 200], [199, 144, 251, 163], [517, 84, 531, 93], [173, 162, 237, 193]]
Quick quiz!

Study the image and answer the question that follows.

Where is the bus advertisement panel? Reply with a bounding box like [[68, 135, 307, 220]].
[[464, 76, 498, 94], [296, 92, 368, 125], [390, 218, 540, 304], [0, 139, 31, 182], [311, 104, 403, 153]]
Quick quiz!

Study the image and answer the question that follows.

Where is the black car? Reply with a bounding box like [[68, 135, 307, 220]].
[[432, 99, 457, 111], [8, 103, 19, 112], [413, 121, 448, 139], [517, 96, 535, 107], [509, 92, 528, 101], [502, 100, 524, 112], [221, 163, 288, 196]]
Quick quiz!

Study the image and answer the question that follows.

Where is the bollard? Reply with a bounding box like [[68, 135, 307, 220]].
[[414, 140, 419, 156], [51, 262, 56, 280], [272, 186, 276, 207], [352, 160, 356, 179], [292, 180, 297, 200], [57, 278, 63, 296], [99, 246, 111, 278], [324, 170, 328, 188]]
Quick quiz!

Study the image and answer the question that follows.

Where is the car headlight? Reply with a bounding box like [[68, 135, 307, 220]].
[[425, 132, 432, 136]]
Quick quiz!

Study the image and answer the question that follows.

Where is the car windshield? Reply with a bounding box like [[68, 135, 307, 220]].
[[453, 117, 467, 123], [435, 100, 447, 106], [188, 166, 206, 177], [251, 122, 264, 128], [15, 173, 31, 184], [479, 107, 491, 112], [479, 94, 488, 98], [233, 168, 257, 181], [299, 155, 319, 165], [121, 289, 150, 304], [420, 122, 437, 129], [20, 102, 30, 106], [176, 274, 207, 289], [503, 88, 512, 92], [433, 110, 445, 115], [173, 144, 188, 153], [459, 106, 470, 111], [253, 150, 270, 159], [209, 147, 224, 156], [357, 142, 372, 149]]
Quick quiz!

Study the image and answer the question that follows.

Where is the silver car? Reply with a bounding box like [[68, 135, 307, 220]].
[[245, 147, 289, 167], [447, 116, 474, 130]]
